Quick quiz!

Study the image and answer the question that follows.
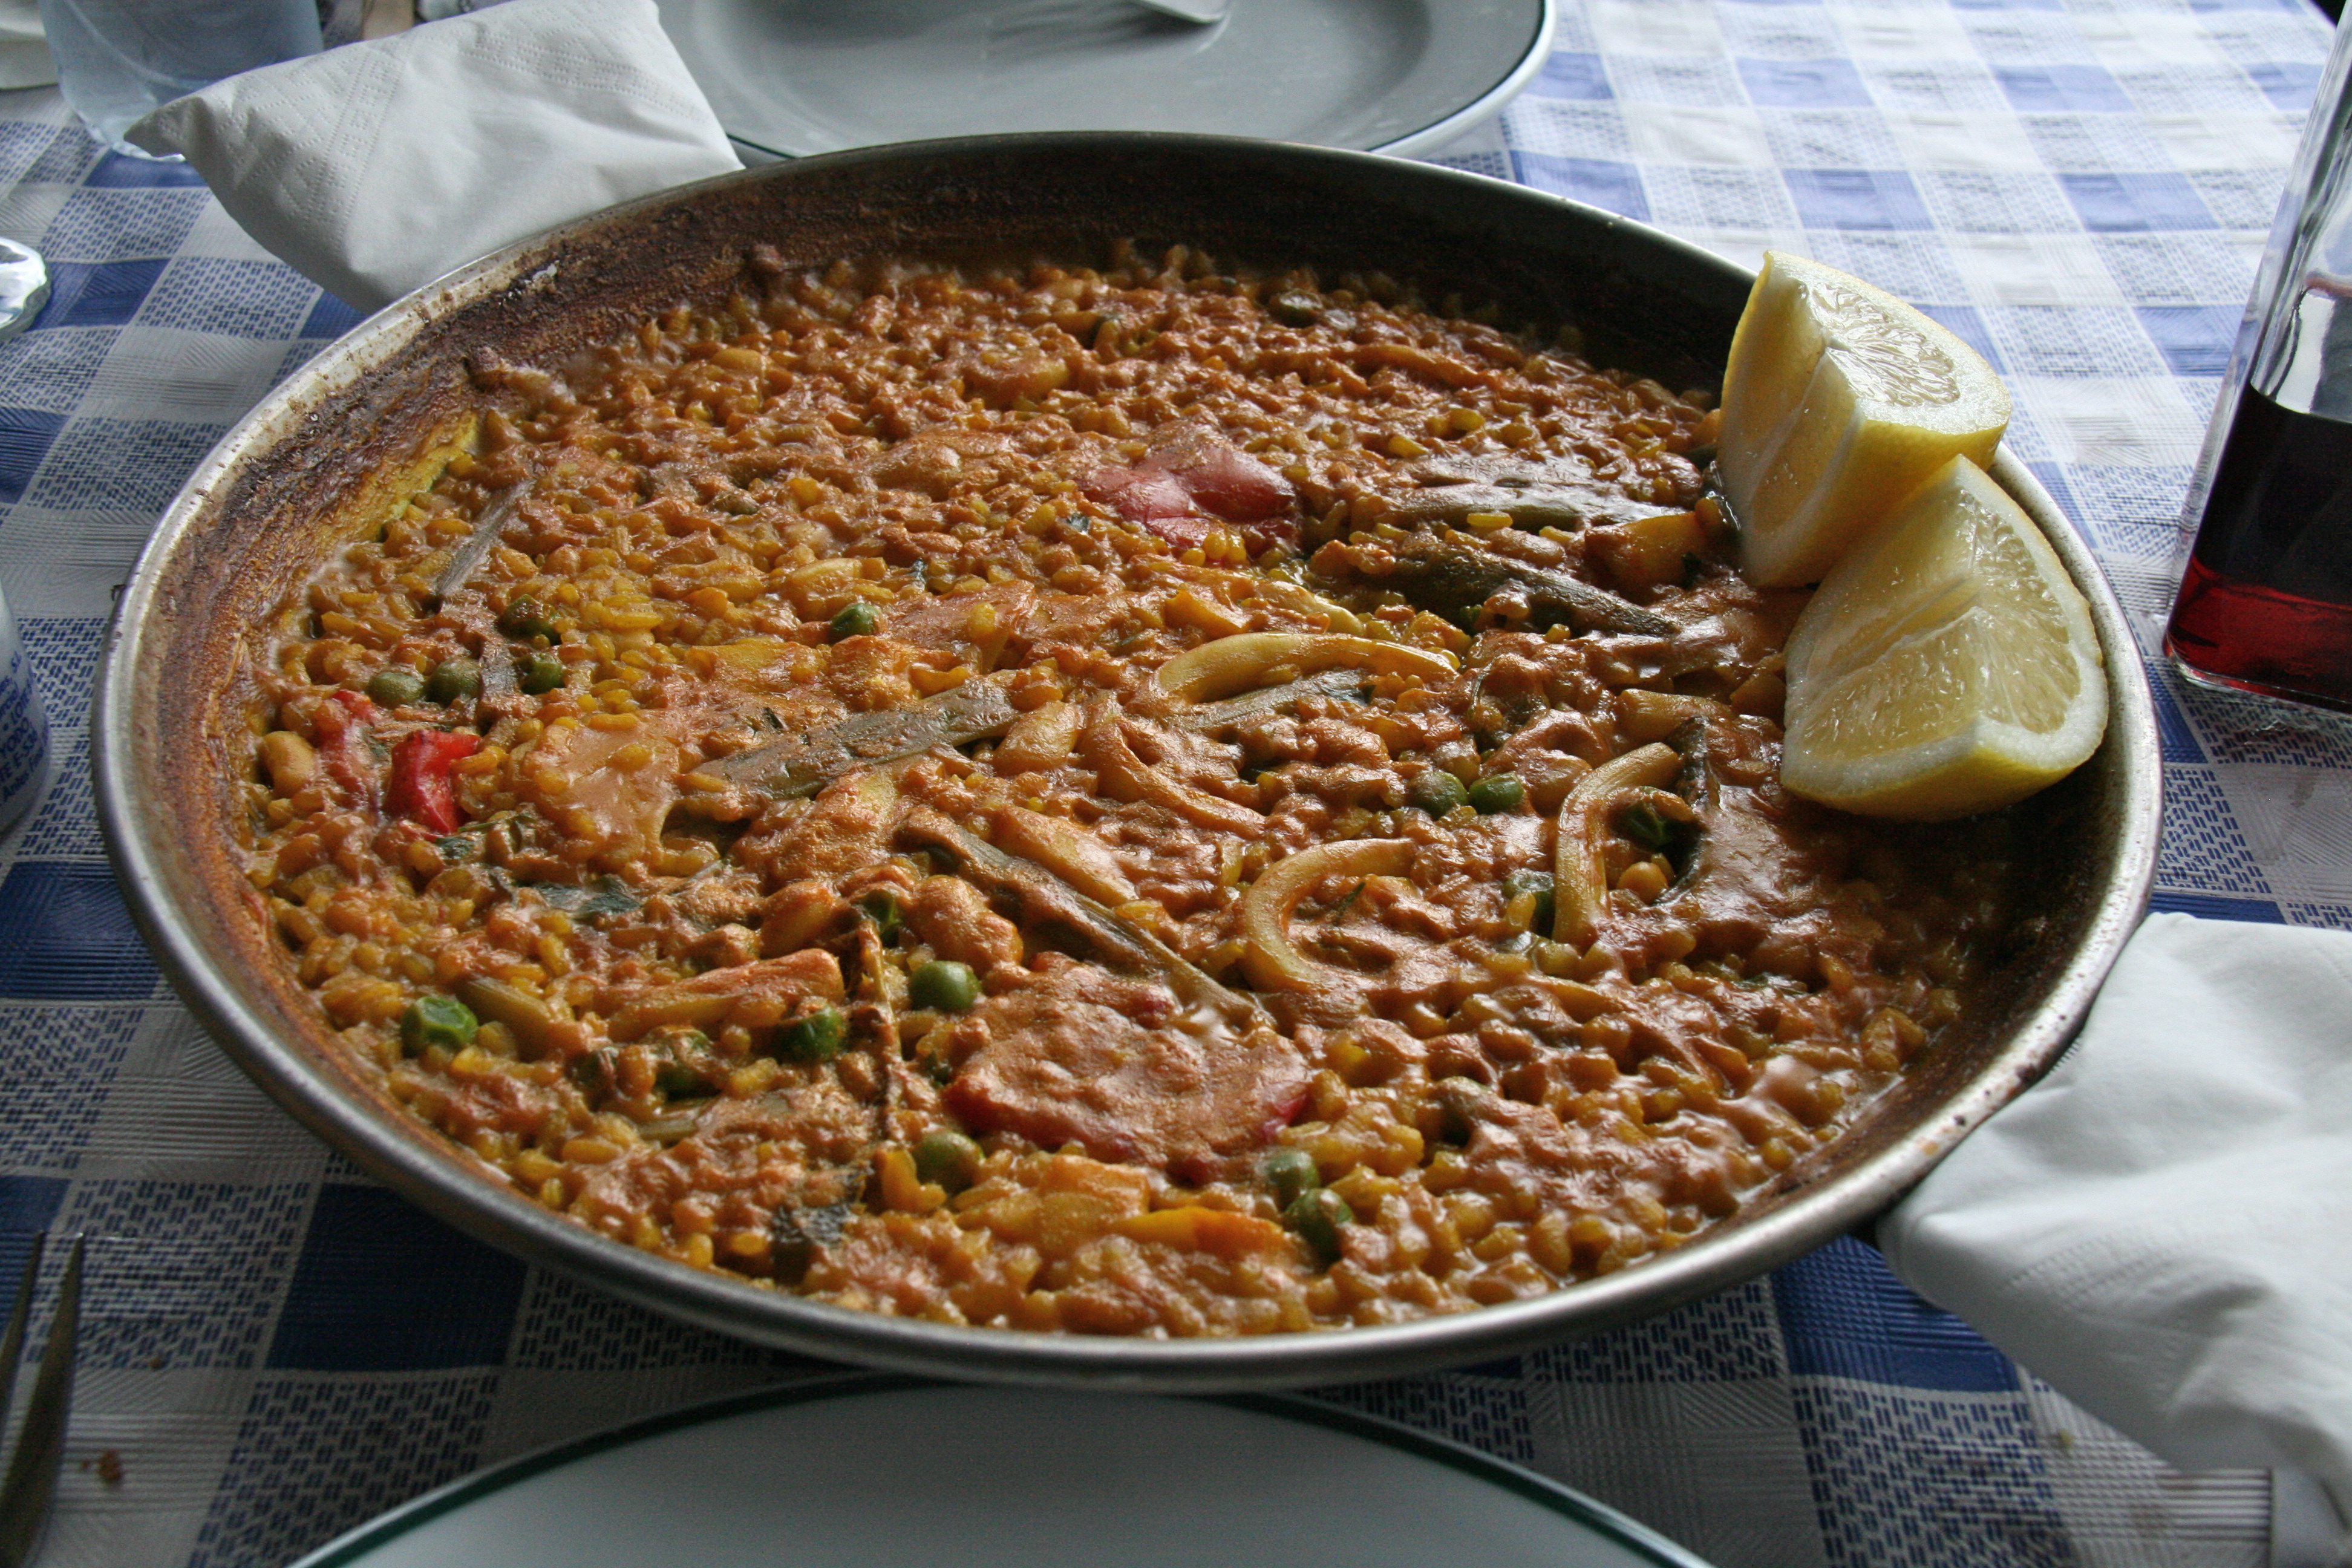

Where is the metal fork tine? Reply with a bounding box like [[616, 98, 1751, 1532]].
[[0, 1234, 46, 1450], [0, 1235, 80, 1568]]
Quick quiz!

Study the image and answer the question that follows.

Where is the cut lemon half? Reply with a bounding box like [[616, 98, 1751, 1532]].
[[1780, 456, 2106, 822], [1719, 252, 2011, 588]]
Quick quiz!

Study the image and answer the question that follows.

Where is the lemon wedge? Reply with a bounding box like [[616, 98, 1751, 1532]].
[[1719, 252, 2011, 589], [1780, 456, 2106, 822]]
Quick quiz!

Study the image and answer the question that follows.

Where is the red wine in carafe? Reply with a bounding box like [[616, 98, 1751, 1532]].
[[2166, 385, 2352, 711], [2169, 16, 2352, 713]]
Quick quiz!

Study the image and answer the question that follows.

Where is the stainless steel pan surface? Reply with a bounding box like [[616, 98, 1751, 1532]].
[[93, 134, 2160, 1391]]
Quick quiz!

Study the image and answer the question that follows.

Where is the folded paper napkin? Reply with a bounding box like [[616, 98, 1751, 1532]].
[[1883, 912, 2352, 1566], [123, 0, 739, 313]]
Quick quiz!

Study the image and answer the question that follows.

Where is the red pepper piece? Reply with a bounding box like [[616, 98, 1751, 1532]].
[[315, 690, 379, 806], [386, 730, 480, 835]]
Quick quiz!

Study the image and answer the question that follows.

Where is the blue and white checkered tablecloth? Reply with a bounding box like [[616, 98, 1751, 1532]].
[[0, 0, 2341, 1558]]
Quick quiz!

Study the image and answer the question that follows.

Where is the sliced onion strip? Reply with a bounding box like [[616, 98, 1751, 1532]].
[[1080, 708, 1264, 835], [1238, 837, 1417, 993], [1155, 632, 1457, 704], [1552, 743, 1682, 947]]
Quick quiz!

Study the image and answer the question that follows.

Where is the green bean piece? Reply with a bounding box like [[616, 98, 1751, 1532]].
[[515, 650, 566, 694], [1406, 768, 1469, 817], [857, 889, 904, 943], [497, 596, 560, 643], [909, 959, 980, 1013], [1282, 1187, 1353, 1267], [367, 667, 425, 707], [777, 1005, 848, 1063], [400, 994, 477, 1056], [655, 1062, 710, 1099], [769, 1201, 849, 1286], [829, 601, 881, 641], [1262, 1146, 1319, 1210], [1619, 801, 1675, 853], [425, 657, 483, 704], [913, 1129, 983, 1194], [1501, 867, 1555, 936], [1467, 774, 1526, 814]]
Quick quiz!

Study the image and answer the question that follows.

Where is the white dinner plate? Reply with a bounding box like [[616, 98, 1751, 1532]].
[[290, 1374, 1720, 1567], [653, 0, 1556, 160]]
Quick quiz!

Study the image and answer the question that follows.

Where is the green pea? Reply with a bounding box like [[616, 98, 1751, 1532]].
[[400, 994, 477, 1056], [1501, 867, 1553, 901], [367, 667, 425, 707], [913, 1129, 982, 1193], [1407, 768, 1468, 816], [497, 596, 560, 644], [515, 650, 566, 694], [1263, 1146, 1319, 1209], [1282, 1187, 1353, 1267], [777, 1005, 848, 1063], [1467, 774, 1525, 814], [1501, 867, 1555, 936], [909, 959, 980, 1013], [425, 657, 483, 705], [829, 601, 880, 641]]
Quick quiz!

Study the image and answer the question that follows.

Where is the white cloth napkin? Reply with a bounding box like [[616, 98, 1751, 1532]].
[[1882, 912, 2352, 1567], [123, 0, 739, 312]]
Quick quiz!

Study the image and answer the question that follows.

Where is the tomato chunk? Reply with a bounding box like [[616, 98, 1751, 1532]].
[[387, 730, 480, 834]]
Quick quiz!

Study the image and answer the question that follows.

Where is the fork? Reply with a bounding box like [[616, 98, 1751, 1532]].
[[0, 1235, 83, 1568]]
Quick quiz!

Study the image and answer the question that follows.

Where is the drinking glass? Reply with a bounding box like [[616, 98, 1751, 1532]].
[[35, 0, 322, 158], [2166, 15, 2352, 713]]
